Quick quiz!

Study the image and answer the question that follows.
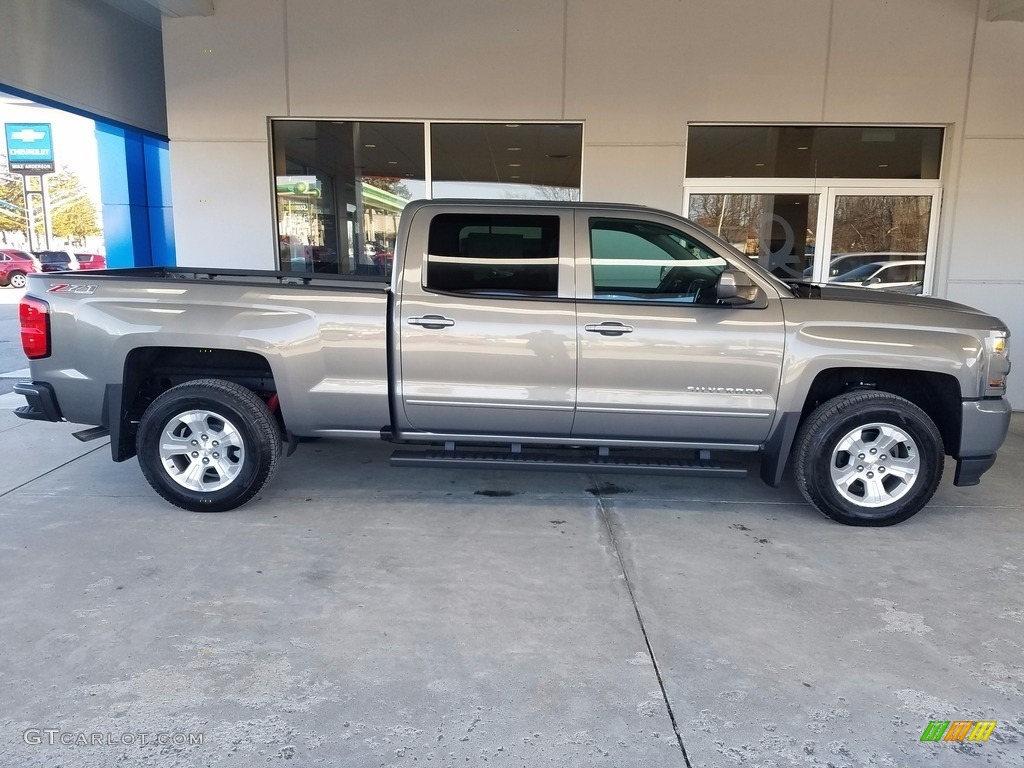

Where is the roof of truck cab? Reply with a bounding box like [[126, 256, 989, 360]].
[[405, 198, 660, 212]]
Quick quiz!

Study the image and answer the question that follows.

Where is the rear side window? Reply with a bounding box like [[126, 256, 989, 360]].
[[425, 214, 559, 297]]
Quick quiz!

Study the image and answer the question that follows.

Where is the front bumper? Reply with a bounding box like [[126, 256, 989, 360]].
[[13, 381, 63, 422], [953, 398, 1011, 486]]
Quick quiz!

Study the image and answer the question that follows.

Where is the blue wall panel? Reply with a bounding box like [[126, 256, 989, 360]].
[[96, 122, 174, 268]]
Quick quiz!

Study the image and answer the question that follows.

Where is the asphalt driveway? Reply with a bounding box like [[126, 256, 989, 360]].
[[0, 408, 1022, 767]]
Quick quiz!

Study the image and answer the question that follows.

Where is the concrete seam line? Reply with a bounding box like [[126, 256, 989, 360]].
[[593, 487, 693, 768], [0, 443, 109, 499]]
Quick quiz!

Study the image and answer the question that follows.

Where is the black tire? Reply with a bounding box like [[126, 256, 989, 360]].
[[793, 391, 943, 526], [136, 379, 281, 512], [8, 271, 27, 289]]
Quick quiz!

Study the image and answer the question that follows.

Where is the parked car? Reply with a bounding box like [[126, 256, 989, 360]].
[[0, 249, 40, 288], [34, 250, 80, 272], [74, 252, 106, 270], [831, 260, 926, 290], [801, 252, 927, 281]]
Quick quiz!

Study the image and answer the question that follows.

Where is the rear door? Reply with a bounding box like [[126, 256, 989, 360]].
[[397, 205, 577, 436], [572, 210, 786, 444]]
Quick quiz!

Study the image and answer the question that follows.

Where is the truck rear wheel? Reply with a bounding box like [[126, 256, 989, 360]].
[[793, 392, 943, 526], [136, 379, 281, 512]]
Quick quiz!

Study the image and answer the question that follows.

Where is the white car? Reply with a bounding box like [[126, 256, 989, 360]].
[[831, 260, 926, 290]]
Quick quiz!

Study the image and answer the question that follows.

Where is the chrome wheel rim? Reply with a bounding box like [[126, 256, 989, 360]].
[[158, 410, 245, 492], [829, 422, 920, 508], [10, 274, 26, 288]]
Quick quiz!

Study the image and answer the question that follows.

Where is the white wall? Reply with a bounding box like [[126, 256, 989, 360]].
[[946, 8, 1024, 407], [163, 0, 1024, 404], [0, 0, 166, 136]]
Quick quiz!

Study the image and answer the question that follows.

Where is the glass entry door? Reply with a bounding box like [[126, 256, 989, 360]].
[[687, 186, 941, 293], [817, 188, 940, 293], [687, 192, 820, 280]]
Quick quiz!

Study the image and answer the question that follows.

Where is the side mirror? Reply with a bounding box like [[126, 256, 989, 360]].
[[716, 269, 758, 304], [862, 277, 881, 286]]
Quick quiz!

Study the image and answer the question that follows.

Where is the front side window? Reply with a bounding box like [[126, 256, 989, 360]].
[[589, 218, 727, 303], [425, 214, 559, 297]]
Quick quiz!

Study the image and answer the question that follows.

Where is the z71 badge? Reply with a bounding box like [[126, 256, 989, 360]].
[[48, 284, 97, 295]]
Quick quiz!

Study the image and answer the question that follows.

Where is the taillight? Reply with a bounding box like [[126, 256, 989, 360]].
[[20, 297, 50, 359]]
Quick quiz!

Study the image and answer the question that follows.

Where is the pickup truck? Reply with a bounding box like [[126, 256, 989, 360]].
[[15, 200, 1012, 526]]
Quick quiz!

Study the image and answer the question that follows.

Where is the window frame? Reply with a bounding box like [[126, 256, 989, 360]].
[[683, 124, 946, 295]]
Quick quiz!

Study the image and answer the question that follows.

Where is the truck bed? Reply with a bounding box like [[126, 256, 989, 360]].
[[24, 267, 392, 438]]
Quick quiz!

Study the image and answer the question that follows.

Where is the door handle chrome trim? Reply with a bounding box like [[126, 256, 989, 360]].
[[407, 315, 456, 329], [584, 322, 634, 336]]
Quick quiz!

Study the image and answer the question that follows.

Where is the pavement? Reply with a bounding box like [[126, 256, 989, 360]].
[[0, 344, 1022, 766], [0, 286, 27, 396]]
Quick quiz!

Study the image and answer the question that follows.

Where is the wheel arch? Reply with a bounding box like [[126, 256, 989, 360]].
[[111, 346, 278, 461], [761, 367, 960, 487]]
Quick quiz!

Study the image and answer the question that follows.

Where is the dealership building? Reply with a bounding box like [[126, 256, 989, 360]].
[[2, 0, 1024, 405]]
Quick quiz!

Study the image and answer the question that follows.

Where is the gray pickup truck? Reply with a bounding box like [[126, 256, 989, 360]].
[[15, 200, 1012, 526]]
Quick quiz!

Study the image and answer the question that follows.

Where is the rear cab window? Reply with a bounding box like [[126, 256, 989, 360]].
[[425, 213, 561, 298]]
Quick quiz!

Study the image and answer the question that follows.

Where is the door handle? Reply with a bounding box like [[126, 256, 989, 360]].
[[584, 322, 634, 336], [407, 315, 456, 329]]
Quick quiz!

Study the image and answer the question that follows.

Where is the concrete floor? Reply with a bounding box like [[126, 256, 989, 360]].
[[0, 408, 1022, 767]]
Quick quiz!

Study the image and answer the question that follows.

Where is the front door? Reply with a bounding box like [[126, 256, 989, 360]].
[[572, 210, 786, 444]]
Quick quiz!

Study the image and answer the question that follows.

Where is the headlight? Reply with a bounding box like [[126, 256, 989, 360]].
[[983, 330, 1010, 397]]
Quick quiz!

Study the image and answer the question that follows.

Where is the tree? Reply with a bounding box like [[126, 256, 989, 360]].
[[46, 167, 100, 245], [0, 172, 27, 243], [364, 176, 411, 201]]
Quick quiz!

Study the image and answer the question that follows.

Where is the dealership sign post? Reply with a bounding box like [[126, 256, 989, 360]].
[[3, 123, 55, 250]]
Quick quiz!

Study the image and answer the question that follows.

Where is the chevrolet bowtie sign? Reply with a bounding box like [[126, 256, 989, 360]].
[[4, 123, 55, 174]]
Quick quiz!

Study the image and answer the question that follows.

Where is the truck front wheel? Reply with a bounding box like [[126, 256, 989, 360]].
[[136, 379, 281, 512], [793, 392, 943, 526]]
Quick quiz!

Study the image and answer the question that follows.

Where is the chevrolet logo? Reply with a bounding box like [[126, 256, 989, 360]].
[[12, 128, 47, 142]]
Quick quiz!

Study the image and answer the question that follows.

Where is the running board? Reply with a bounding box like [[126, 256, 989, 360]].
[[72, 425, 110, 442], [390, 448, 747, 477]]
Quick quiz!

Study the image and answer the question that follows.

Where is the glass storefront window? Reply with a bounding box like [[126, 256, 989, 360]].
[[430, 123, 582, 201], [271, 120, 426, 279], [686, 125, 943, 180], [271, 120, 583, 276]]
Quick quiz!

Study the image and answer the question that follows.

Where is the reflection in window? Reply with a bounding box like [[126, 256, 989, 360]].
[[590, 218, 727, 303], [271, 120, 425, 279], [431, 123, 582, 201], [425, 214, 560, 296], [688, 194, 817, 280], [826, 195, 931, 292], [271, 120, 584, 276]]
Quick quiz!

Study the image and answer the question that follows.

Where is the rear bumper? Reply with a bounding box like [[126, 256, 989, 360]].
[[953, 398, 1011, 487], [13, 381, 63, 422]]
